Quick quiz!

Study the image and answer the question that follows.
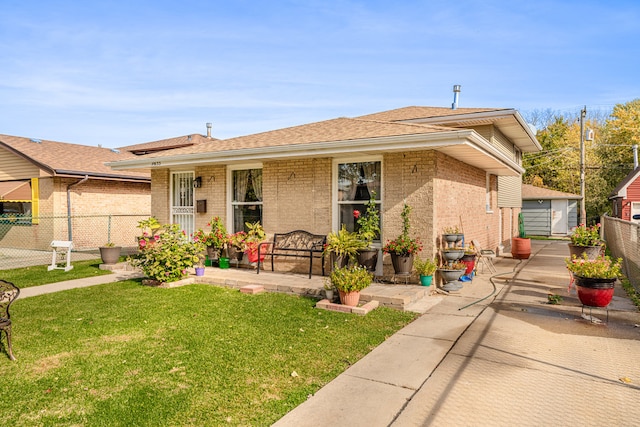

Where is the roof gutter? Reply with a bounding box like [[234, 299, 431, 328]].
[[66, 175, 89, 241], [107, 129, 523, 175]]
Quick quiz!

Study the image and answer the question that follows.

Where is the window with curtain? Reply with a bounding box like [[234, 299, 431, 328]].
[[337, 161, 381, 239], [232, 168, 263, 232]]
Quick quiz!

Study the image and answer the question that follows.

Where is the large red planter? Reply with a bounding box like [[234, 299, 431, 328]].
[[574, 276, 616, 307], [511, 237, 531, 259]]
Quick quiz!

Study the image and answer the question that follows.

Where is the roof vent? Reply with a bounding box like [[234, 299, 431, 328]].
[[110, 148, 120, 154], [452, 85, 461, 110], [30, 138, 42, 143]]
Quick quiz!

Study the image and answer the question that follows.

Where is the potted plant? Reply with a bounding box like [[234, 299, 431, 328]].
[[568, 223, 604, 260], [383, 203, 422, 275], [414, 256, 438, 286], [330, 264, 373, 306], [461, 244, 477, 275], [512, 213, 531, 259], [324, 225, 368, 269], [99, 241, 121, 265], [131, 223, 205, 284], [196, 216, 228, 262], [442, 226, 464, 248], [194, 254, 206, 276], [354, 193, 381, 272], [323, 280, 336, 302], [565, 253, 623, 307], [227, 231, 247, 262], [243, 221, 268, 264], [438, 260, 467, 291]]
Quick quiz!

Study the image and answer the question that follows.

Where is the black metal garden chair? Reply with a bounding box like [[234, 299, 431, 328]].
[[0, 279, 20, 360]]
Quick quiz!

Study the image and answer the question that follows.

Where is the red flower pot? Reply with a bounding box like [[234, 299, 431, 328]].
[[574, 276, 616, 307]]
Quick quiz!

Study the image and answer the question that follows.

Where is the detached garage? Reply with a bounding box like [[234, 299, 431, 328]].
[[521, 184, 580, 236]]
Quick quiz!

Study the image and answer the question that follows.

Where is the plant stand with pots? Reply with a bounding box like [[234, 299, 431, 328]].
[[574, 275, 616, 322], [439, 267, 465, 291]]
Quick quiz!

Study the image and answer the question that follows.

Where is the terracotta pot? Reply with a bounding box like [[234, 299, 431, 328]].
[[390, 253, 414, 275], [339, 290, 361, 307], [574, 276, 616, 307], [511, 237, 531, 259], [568, 244, 603, 260]]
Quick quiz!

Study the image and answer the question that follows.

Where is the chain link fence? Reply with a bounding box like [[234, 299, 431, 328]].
[[602, 215, 640, 291], [0, 214, 149, 270]]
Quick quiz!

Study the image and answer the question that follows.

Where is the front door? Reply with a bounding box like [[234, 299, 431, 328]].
[[551, 199, 568, 235], [171, 172, 195, 237]]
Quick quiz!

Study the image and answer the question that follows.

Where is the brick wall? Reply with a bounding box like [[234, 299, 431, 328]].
[[263, 158, 332, 235], [151, 169, 170, 224], [193, 165, 226, 229], [433, 152, 500, 255]]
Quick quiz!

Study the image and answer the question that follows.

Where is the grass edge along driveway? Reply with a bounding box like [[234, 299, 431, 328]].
[[1, 280, 417, 426]]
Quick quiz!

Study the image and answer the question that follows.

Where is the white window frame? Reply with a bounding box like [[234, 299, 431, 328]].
[[332, 156, 383, 238], [486, 172, 494, 214], [227, 163, 263, 233]]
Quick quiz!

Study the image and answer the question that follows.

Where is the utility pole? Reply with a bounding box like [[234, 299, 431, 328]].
[[580, 106, 587, 224]]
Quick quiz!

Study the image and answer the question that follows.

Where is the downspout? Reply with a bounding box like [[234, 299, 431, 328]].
[[67, 175, 89, 241]]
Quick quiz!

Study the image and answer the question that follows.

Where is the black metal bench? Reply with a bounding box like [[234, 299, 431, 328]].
[[1, 280, 20, 361], [257, 230, 326, 278]]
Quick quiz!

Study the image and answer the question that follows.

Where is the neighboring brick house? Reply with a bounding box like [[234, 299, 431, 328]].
[[521, 184, 580, 236], [108, 106, 540, 273], [609, 166, 640, 222], [0, 131, 215, 250]]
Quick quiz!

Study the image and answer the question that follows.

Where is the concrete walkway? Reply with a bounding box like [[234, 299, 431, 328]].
[[14, 241, 640, 425], [274, 240, 640, 426]]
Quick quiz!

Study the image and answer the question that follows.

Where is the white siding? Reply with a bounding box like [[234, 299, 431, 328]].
[[498, 176, 522, 208], [0, 149, 40, 180]]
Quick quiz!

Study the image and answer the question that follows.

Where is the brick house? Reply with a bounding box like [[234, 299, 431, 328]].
[[108, 106, 540, 273], [0, 132, 214, 250], [609, 166, 640, 222]]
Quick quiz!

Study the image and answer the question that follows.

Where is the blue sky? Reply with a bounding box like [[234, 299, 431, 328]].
[[1, 0, 639, 148]]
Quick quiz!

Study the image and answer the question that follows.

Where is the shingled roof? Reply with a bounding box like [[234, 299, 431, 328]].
[[0, 134, 149, 181], [522, 184, 581, 200], [119, 133, 215, 155], [357, 106, 504, 122]]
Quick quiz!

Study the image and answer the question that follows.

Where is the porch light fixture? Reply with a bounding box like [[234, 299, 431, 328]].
[[193, 177, 202, 188]]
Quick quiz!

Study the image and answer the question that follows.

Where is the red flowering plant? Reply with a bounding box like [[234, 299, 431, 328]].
[[382, 203, 423, 256], [194, 216, 228, 248]]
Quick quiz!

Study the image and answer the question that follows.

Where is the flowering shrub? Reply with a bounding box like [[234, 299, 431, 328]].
[[383, 203, 422, 256], [570, 223, 603, 247], [565, 253, 623, 279], [131, 223, 205, 282], [354, 193, 380, 244]]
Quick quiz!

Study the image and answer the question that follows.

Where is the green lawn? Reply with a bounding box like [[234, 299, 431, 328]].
[[1, 281, 417, 426], [1, 259, 113, 288]]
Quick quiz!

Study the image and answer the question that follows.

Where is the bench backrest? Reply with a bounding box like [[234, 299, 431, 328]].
[[273, 230, 326, 251], [0, 280, 20, 320]]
